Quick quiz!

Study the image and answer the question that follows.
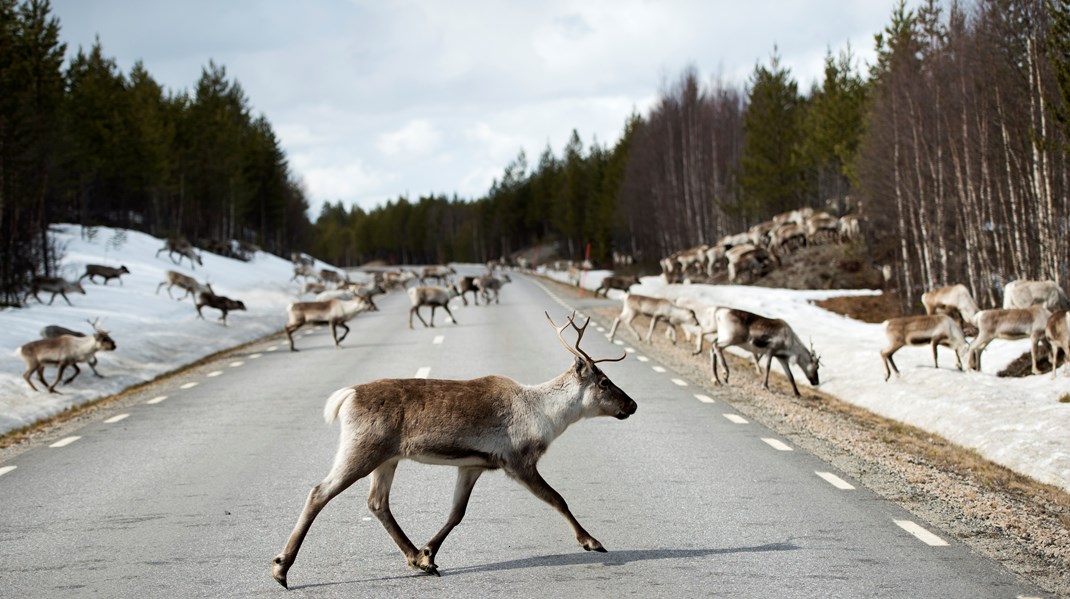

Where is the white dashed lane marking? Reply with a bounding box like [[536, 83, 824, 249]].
[[636, 356, 649, 363], [816, 471, 855, 490], [432, 335, 444, 345], [249, 353, 263, 359], [104, 414, 130, 424], [206, 371, 223, 378], [652, 366, 667, 373], [624, 347, 636, 353], [670, 378, 687, 387], [50, 436, 81, 448], [229, 361, 244, 367], [0, 465, 16, 477], [146, 395, 168, 405], [723, 414, 748, 424], [761, 438, 793, 451], [180, 382, 198, 390], [266, 346, 279, 352], [415, 367, 431, 379], [894, 520, 949, 546], [694, 394, 715, 404]]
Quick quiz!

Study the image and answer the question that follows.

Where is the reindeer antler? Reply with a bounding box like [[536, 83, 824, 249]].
[[545, 311, 626, 364], [809, 338, 822, 366]]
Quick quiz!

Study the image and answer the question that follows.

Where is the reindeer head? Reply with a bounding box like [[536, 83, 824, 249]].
[[88, 318, 117, 352], [804, 340, 821, 386], [546, 312, 637, 420]]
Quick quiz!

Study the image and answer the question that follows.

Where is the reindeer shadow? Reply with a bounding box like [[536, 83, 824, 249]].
[[291, 542, 799, 590]]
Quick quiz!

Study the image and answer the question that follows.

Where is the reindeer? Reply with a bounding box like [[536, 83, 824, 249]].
[[456, 276, 480, 306], [772, 223, 807, 254], [291, 264, 316, 282], [155, 238, 202, 268], [880, 314, 969, 381], [39, 324, 104, 377], [270, 312, 636, 587], [419, 265, 456, 285], [1046, 310, 1070, 379], [156, 271, 211, 302], [351, 282, 386, 311], [474, 274, 511, 305], [607, 293, 699, 345], [284, 296, 371, 351], [595, 275, 640, 297], [17, 319, 116, 393], [408, 285, 461, 328], [301, 281, 327, 296], [80, 264, 130, 286], [968, 306, 1051, 374], [319, 269, 346, 288], [195, 290, 246, 326], [805, 213, 840, 245], [710, 307, 820, 397], [726, 244, 776, 283], [1002, 280, 1070, 311], [839, 214, 862, 243], [24, 276, 86, 306], [921, 284, 980, 327]]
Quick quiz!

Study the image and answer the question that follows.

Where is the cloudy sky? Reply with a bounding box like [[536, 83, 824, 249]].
[[51, 1, 894, 216]]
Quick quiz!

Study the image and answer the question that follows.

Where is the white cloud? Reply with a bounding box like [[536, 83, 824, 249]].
[[377, 120, 443, 157]]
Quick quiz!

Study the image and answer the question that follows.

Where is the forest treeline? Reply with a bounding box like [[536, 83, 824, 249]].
[[1, 0, 312, 304], [2, 0, 1069, 308]]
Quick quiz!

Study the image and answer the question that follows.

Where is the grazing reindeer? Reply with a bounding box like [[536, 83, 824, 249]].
[[474, 274, 511, 305], [284, 297, 371, 351], [1046, 310, 1070, 379], [156, 271, 212, 302], [80, 264, 130, 286], [607, 293, 699, 345], [595, 275, 640, 297], [969, 306, 1051, 374], [40, 324, 103, 377], [195, 290, 246, 326], [408, 285, 461, 328], [672, 297, 766, 371], [270, 312, 636, 587], [156, 238, 202, 268], [726, 244, 776, 283], [25, 276, 86, 306], [1002, 280, 1070, 311], [18, 319, 117, 393], [710, 307, 820, 397], [880, 314, 969, 381], [921, 284, 980, 326]]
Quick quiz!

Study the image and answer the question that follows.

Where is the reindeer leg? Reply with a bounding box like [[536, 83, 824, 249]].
[[286, 323, 302, 351], [777, 356, 801, 396], [88, 356, 103, 378], [881, 344, 902, 381], [623, 314, 643, 342], [418, 466, 486, 574], [607, 317, 621, 342], [644, 315, 660, 342], [762, 352, 776, 390], [63, 363, 81, 385], [23, 366, 40, 392], [48, 364, 66, 393], [429, 306, 437, 327], [443, 304, 457, 325], [272, 443, 388, 588], [335, 322, 350, 345], [507, 462, 605, 553], [931, 339, 940, 369], [365, 460, 430, 574]]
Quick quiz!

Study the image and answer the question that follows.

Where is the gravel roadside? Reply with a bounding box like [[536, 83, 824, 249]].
[[542, 276, 1070, 597]]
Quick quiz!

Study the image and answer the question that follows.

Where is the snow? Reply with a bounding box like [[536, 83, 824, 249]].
[[2, 228, 1068, 496], [543, 267, 1070, 494]]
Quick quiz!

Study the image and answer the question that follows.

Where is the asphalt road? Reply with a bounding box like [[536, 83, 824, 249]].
[[0, 269, 1049, 598]]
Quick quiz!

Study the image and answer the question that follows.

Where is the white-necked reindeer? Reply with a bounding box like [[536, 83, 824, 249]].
[[968, 306, 1051, 374], [284, 296, 370, 351], [607, 293, 699, 345], [17, 319, 117, 393], [270, 312, 636, 587], [156, 270, 211, 303], [408, 285, 461, 328], [1046, 310, 1070, 379], [920, 284, 980, 325], [155, 238, 202, 269], [710, 307, 820, 397], [880, 314, 969, 381]]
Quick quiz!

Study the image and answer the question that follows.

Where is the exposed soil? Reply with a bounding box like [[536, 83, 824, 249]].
[[539, 275, 1070, 598]]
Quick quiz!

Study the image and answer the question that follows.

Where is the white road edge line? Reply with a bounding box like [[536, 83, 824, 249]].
[[146, 395, 168, 405], [761, 438, 793, 451], [0, 465, 16, 477], [50, 436, 81, 448], [894, 520, 949, 546], [104, 414, 130, 424], [815, 471, 855, 490], [432, 335, 444, 345], [723, 414, 748, 424], [694, 394, 715, 404], [415, 367, 431, 379]]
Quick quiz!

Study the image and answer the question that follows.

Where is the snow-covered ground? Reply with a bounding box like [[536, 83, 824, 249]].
[[2, 228, 1068, 496], [0, 224, 356, 434], [542, 267, 1070, 494]]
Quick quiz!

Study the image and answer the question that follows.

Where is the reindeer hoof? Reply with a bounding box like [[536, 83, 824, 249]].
[[410, 548, 440, 576], [581, 538, 606, 552], [271, 555, 289, 588]]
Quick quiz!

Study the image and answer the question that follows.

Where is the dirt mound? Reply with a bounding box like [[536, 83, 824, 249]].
[[814, 293, 904, 324], [754, 243, 885, 290]]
